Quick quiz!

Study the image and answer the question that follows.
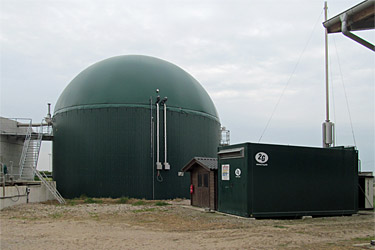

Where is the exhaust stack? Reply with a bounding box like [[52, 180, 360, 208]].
[[45, 103, 52, 125]]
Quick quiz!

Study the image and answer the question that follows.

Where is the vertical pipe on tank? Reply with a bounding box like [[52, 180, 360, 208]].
[[163, 100, 170, 170], [150, 97, 153, 158], [156, 102, 159, 163], [150, 97, 155, 199], [155, 96, 162, 170]]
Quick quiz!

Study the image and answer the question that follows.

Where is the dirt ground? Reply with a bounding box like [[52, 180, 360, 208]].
[[0, 198, 374, 250]]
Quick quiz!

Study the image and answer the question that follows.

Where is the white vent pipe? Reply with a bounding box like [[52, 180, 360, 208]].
[[163, 99, 170, 170], [155, 96, 162, 170]]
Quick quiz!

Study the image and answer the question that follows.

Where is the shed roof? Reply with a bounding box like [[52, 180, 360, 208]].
[[181, 157, 217, 172]]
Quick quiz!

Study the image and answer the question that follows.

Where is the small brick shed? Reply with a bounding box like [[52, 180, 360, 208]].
[[182, 157, 217, 210]]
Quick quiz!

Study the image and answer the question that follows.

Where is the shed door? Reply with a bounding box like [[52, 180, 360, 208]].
[[197, 172, 210, 208]]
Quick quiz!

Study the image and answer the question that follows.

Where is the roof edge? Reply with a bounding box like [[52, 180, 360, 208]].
[[323, 0, 375, 33], [181, 157, 217, 172]]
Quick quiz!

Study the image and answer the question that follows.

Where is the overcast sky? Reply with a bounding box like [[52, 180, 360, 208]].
[[1, 0, 374, 172]]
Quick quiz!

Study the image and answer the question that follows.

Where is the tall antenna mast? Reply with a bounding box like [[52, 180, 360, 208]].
[[322, 1, 335, 148], [324, 1, 329, 123]]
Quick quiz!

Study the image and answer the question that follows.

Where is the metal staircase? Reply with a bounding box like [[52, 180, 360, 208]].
[[18, 119, 66, 204], [18, 120, 33, 179]]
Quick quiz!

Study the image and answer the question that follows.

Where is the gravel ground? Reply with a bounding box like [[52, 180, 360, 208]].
[[0, 199, 374, 249]]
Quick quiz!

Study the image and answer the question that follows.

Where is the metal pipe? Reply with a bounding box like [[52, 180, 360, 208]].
[[156, 102, 160, 164], [155, 96, 162, 170], [45, 103, 52, 125], [1, 163, 5, 196], [340, 13, 375, 52], [163, 100, 170, 170], [164, 103, 167, 163], [150, 97, 153, 158], [17, 123, 48, 127], [150, 97, 155, 199], [324, 1, 330, 122], [0, 194, 27, 199], [322, 2, 335, 148]]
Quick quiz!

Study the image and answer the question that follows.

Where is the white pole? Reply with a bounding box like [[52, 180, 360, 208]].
[[156, 102, 160, 164], [163, 103, 170, 170], [324, 1, 329, 122], [164, 103, 167, 164]]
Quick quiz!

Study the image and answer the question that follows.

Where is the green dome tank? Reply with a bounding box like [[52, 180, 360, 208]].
[[53, 55, 220, 199]]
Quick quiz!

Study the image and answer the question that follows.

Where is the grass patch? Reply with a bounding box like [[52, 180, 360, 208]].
[[132, 200, 147, 206], [10, 216, 38, 221], [50, 212, 63, 219], [154, 201, 169, 206], [117, 196, 129, 204], [79, 194, 88, 200], [67, 200, 77, 206], [353, 236, 375, 242], [84, 197, 103, 204], [133, 208, 156, 213], [172, 198, 184, 202], [274, 225, 288, 229]]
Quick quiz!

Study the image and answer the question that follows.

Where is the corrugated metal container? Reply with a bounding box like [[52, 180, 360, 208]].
[[218, 142, 358, 218], [53, 55, 220, 199]]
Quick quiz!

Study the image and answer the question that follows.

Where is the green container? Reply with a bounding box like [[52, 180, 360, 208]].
[[53, 55, 220, 199], [218, 143, 358, 218]]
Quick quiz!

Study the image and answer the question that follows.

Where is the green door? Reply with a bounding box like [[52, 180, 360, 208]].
[[218, 145, 249, 217]]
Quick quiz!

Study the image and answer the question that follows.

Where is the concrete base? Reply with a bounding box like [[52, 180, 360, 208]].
[[0, 182, 57, 210]]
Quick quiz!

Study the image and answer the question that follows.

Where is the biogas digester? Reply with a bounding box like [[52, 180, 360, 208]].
[[53, 55, 220, 199]]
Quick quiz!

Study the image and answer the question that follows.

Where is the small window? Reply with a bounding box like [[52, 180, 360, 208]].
[[203, 173, 208, 187], [198, 173, 202, 187]]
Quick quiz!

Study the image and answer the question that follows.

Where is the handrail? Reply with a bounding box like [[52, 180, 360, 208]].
[[18, 120, 32, 176]]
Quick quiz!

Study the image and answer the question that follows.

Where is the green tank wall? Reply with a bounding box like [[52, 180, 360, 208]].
[[53, 107, 220, 199], [52, 55, 220, 199]]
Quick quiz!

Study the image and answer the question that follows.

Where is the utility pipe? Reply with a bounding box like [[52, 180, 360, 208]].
[[1, 163, 5, 196], [45, 103, 52, 125], [150, 97, 155, 199], [163, 99, 170, 170], [155, 96, 162, 170], [17, 123, 49, 127]]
